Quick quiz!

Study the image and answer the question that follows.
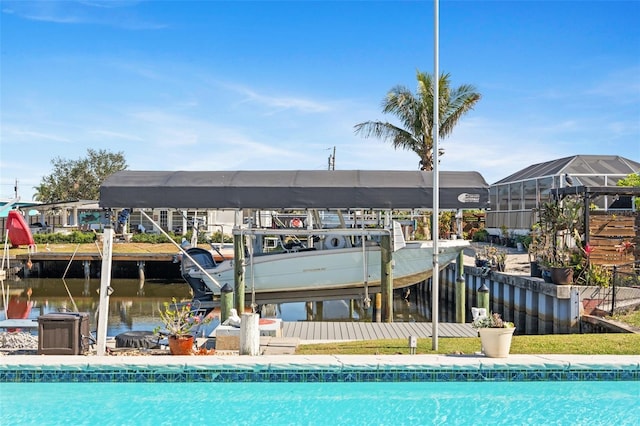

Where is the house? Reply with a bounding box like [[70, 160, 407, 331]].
[[485, 155, 639, 236]]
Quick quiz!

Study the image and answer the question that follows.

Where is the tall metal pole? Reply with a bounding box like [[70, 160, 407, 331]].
[[431, 0, 440, 350]]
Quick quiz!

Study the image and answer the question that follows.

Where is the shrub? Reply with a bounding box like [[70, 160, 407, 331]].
[[33, 231, 96, 244], [472, 228, 489, 242]]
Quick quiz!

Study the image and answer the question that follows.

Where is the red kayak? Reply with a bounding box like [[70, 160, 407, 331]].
[[6, 210, 36, 248]]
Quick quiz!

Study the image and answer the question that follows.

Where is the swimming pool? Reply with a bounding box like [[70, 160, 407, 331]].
[[2, 381, 639, 425], [1, 354, 638, 425]]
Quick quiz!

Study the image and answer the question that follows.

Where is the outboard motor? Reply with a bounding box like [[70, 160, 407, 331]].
[[180, 248, 217, 302]]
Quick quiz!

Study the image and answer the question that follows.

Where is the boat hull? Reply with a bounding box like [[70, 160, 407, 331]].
[[183, 240, 468, 301], [7, 210, 36, 248]]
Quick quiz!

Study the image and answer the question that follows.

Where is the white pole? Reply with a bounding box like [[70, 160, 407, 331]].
[[431, 0, 440, 351], [96, 225, 114, 355], [240, 313, 260, 356]]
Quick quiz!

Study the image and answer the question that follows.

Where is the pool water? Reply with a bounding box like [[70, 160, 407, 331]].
[[2, 381, 638, 425]]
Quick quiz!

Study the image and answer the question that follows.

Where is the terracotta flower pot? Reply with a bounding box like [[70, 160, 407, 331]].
[[168, 335, 195, 355], [550, 267, 574, 285], [478, 327, 515, 358]]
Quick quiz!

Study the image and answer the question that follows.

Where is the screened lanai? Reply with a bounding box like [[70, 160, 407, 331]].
[[485, 155, 640, 233]]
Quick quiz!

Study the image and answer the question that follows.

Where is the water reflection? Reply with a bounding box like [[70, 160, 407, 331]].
[[2, 277, 430, 337]]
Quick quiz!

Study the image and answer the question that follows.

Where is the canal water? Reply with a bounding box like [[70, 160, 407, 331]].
[[2, 277, 430, 337]]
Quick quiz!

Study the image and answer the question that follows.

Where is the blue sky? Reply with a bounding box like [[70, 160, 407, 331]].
[[1, 0, 639, 201]]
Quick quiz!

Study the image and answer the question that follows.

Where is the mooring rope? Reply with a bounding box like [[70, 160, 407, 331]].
[[62, 243, 81, 280]]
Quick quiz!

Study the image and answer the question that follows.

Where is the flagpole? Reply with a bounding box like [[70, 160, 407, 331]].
[[431, 0, 440, 350]]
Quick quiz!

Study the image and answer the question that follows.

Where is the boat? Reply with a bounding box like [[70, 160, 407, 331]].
[[98, 170, 488, 304], [173, 241, 234, 265], [180, 222, 469, 304], [6, 210, 36, 250]]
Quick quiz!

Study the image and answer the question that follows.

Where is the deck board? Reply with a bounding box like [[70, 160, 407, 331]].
[[281, 321, 474, 341]]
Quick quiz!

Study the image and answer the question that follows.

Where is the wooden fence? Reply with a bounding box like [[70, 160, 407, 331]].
[[588, 211, 639, 269]]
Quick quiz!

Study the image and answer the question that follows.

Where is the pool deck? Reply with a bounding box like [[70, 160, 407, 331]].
[[2, 353, 639, 368], [2, 352, 638, 382], [2, 353, 639, 375], [1, 322, 638, 382]]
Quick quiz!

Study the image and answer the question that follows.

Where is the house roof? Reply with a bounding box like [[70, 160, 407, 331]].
[[99, 170, 490, 210], [493, 155, 640, 185]]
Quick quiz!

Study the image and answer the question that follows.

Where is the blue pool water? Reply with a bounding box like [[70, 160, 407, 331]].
[[2, 381, 638, 425]]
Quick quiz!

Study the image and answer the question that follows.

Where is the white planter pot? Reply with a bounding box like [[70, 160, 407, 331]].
[[478, 327, 515, 358]]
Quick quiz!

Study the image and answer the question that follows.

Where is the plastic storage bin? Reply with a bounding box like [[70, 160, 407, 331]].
[[38, 312, 90, 355]]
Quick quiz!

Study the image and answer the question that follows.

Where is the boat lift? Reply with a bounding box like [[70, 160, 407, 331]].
[[96, 169, 490, 355]]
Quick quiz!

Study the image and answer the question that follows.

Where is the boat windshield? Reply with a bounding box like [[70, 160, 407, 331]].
[[183, 248, 217, 269]]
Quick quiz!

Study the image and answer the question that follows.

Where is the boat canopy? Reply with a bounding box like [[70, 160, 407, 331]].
[[99, 170, 489, 210]]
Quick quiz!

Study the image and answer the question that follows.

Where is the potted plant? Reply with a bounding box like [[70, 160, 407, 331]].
[[154, 298, 211, 355], [472, 312, 516, 358], [536, 197, 583, 284], [474, 246, 507, 272]]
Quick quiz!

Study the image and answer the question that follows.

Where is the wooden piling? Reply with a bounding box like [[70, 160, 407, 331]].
[[455, 251, 465, 323], [234, 233, 245, 314], [380, 234, 393, 322], [316, 301, 324, 321], [220, 283, 233, 324], [240, 313, 260, 356], [477, 282, 490, 314], [137, 261, 145, 281]]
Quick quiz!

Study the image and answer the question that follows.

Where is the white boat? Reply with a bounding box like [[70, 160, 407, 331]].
[[181, 225, 469, 304]]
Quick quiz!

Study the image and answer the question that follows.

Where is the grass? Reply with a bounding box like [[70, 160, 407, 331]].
[[609, 309, 640, 328], [296, 333, 640, 356]]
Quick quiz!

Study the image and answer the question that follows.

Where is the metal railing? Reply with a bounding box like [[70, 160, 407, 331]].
[[608, 261, 640, 315]]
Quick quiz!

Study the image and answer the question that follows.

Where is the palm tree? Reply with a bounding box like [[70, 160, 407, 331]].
[[354, 71, 481, 170]]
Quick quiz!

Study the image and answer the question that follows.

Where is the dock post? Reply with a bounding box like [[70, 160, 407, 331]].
[[220, 283, 234, 324], [137, 261, 145, 281], [374, 293, 382, 323], [96, 225, 114, 356], [233, 233, 245, 314], [455, 251, 465, 323], [477, 282, 490, 315], [240, 313, 260, 356], [380, 233, 393, 322], [306, 301, 313, 320], [83, 260, 91, 279], [316, 301, 324, 321]]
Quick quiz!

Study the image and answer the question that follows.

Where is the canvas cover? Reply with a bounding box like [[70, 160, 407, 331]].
[[99, 170, 489, 210]]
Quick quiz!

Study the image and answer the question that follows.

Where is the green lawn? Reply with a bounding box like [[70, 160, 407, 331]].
[[610, 310, 640, 328], [296, 333, 640, 355]]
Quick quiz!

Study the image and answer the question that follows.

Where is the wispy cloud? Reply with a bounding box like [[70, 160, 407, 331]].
[[2, 126, 71, 143], [88, 129, 144, 142], [584, 66, 640, 104], [224, 83, 332, 114], [1, 0, 166, 30]]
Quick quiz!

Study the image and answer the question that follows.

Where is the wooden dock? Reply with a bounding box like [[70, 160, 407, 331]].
[[11, 252, 180, 279], [15, 252, 174, 262], [280, 321, 477, 341]]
